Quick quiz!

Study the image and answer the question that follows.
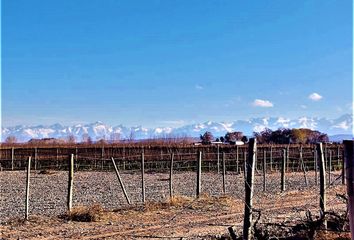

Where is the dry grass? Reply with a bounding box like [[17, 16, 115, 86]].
[[168, 195, 193, 207], [188, 194, 237, 211], [64, 204, 106, 222], [143, 194, 237, 212], [111, 194, 237, 216]]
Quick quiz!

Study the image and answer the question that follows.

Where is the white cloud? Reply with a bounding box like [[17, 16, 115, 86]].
[[252, 99, 273, 108], [195, 84, 204, 90], [308, 92, 323, 101]]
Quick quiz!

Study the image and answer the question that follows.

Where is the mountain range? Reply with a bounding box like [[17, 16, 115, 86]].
[[2, 114, 353, 142]]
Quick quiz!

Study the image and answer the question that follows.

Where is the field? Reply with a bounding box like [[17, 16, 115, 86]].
[[0, 144, 351, 239], [0, 170, 350, 239]]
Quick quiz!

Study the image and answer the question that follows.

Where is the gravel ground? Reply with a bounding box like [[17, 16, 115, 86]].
[[0, 169, 345, 223]]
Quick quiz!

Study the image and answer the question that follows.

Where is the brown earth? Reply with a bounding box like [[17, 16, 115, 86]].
[[0, 171, 350, 239], [1, 187, 350, 239]]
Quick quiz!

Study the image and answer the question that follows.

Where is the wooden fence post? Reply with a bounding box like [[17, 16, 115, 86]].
[[243, 138, 257, 240], [169, 153, 174, 198], [263, 149, 266, 192], [34, 148, 37, 171], [314, 147, 318, 185], [270, 146, 273, 172], [217, 145, 220, 174], [111, 157, 131, 204], [196, 151, 202, 197], [236, 146, 239, 174], [56, 148, 59, 168], [11, 147, 14, 170], [300, 146, 308, 187], [343, 140, 354, 240], [281, 149, 286, 192], [141, 151, 145, 203], [286, 145, 289, 172], [67, 154, 74, 212], [25, 156, 31, 220], [299, 146, 303, 171], [317, 143, 326, 228], [222, 152, 226, 194], [328, 150, 332, 185]]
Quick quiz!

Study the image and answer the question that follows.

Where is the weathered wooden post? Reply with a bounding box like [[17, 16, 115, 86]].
[[299, 146, 303, 171], [122, 146, 125, 160], [263, 148, 266, 192], [281, 149, 286, 192], [222, 152, 226, 194], [343, 140, 354, 240], [196, 151, 202, 197], [314, 147, 318, 185], [236, 146, 239, 174], [300, 146, 308, 187], [25, 156, 31, 220], [243, 138, 257, 240], [286, 145, 290, 172], [67, 154, 74, 212], [217, 145, 220, 174], [111, 157, 131, 204], [328, 150, 332, 185], [270, 146, 273, 172], [34, 147, 37, 171], [56, 148, 59, 168], [11, 147, 14, 170], [141, 151, 145, 203], [317, 143, 326, 228], [169, 153, 174, 198]]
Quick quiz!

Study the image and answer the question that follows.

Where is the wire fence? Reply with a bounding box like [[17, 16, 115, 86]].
[[0, 143, 348, 238], [0, 144, 344, 172]]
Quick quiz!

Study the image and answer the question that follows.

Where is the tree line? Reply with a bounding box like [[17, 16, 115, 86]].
[[4, 127, 329, 145], [200, 128, 329, 145]]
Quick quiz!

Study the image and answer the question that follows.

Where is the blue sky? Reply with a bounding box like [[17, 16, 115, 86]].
[[2, 0, 353, 128]]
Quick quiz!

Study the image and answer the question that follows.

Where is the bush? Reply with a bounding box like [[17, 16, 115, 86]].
[[65, 204, 105, 222]]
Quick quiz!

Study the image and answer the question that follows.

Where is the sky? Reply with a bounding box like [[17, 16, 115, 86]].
[[2, 0, 353, 128]]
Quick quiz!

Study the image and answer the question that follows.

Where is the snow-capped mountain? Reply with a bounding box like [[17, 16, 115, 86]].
[[2, 114, 353, 142]]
